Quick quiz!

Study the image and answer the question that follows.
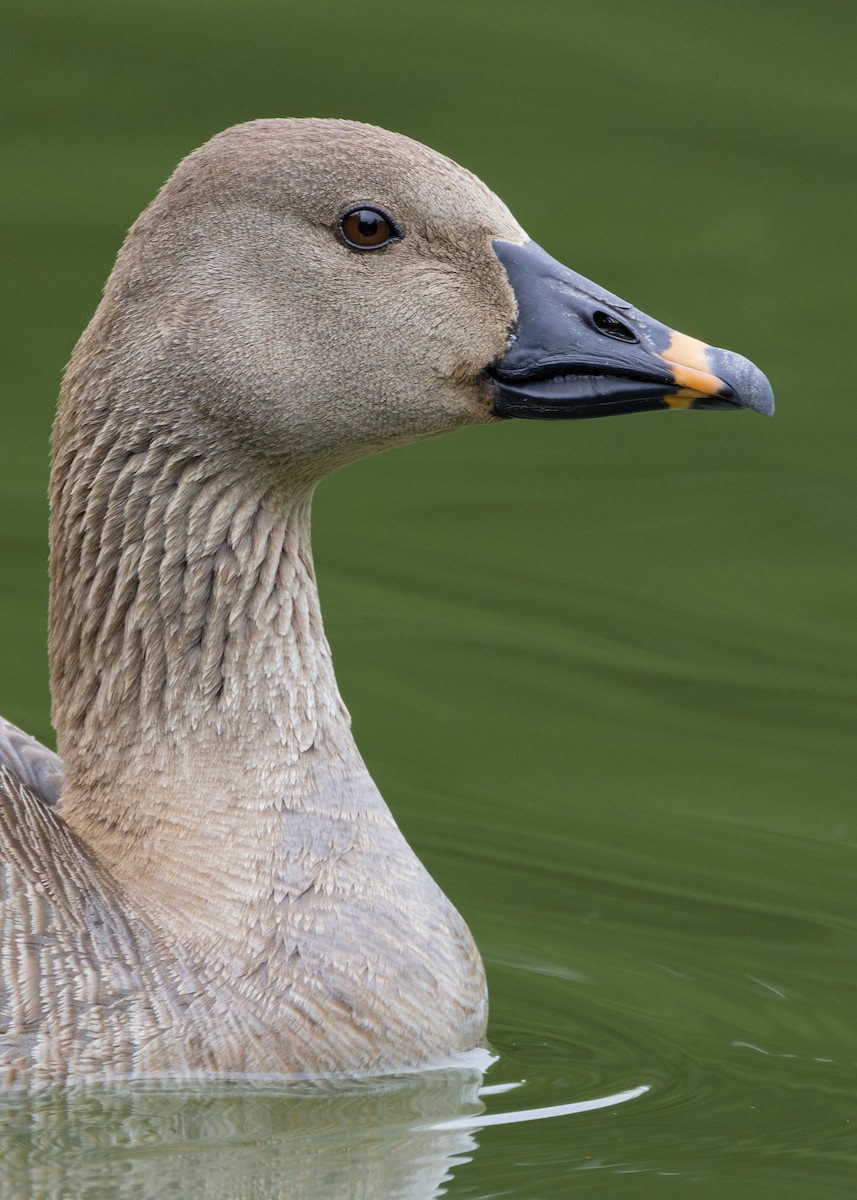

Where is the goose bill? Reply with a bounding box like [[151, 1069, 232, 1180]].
[[487, 240, 774, 421]]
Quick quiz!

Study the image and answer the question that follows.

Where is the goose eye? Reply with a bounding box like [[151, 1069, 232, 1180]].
[[339, 206, 402, 250]]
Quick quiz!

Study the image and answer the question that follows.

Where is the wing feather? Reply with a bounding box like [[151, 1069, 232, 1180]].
[[0, 717, 64, 808]]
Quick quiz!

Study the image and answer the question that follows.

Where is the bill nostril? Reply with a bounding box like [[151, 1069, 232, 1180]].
[[592, 310, 638, 344]]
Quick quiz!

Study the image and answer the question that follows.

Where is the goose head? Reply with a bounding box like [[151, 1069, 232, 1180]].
[[80, 117, 772, 481]]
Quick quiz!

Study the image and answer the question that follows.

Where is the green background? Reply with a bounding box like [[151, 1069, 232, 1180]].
[[2, 0, 856, 1196]]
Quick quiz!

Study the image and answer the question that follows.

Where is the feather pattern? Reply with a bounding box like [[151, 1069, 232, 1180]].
[[0, 117, 528, 1085]]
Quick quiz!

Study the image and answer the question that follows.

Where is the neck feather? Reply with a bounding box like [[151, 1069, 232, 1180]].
[[49, 414, 374, 922], [51, 428, 340, 751]]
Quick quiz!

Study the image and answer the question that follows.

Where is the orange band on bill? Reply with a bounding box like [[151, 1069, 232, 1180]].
[[657, 331, 725, 400]]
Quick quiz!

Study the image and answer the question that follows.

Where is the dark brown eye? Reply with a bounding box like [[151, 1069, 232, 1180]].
[[339, 206, 402, 250]]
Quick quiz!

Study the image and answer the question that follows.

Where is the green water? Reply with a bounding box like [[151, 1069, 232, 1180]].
[[2, 0, 856, 1194]]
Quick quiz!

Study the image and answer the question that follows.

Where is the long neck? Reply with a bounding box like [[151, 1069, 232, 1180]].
[[50, 415, 383, 936]]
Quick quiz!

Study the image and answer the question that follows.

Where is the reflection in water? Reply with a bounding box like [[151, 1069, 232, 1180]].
[[0, 1066, 486, 1200], [0, 1047, 656, 1200]]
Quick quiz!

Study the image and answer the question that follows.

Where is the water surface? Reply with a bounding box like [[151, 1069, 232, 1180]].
[[2, 0, 856, 1194]]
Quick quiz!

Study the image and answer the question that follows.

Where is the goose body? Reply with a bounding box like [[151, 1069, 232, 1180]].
[[0, 119, 773, 1086]]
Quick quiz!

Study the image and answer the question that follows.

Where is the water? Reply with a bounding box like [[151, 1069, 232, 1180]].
[[2, 0, 856, 1194]]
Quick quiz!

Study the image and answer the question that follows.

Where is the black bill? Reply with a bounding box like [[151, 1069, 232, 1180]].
[[488, 240, 774, 420]]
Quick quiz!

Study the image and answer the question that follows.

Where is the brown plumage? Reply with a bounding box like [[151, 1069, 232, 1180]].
[[1, 119, 525, 1086], [1, 117, 772, 1087]]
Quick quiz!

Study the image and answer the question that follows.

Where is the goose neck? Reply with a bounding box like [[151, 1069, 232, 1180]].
[[50, 435, 368, 901]]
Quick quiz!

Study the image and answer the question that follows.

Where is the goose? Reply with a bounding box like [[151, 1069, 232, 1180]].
[[0, 118, 774, 1087]]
